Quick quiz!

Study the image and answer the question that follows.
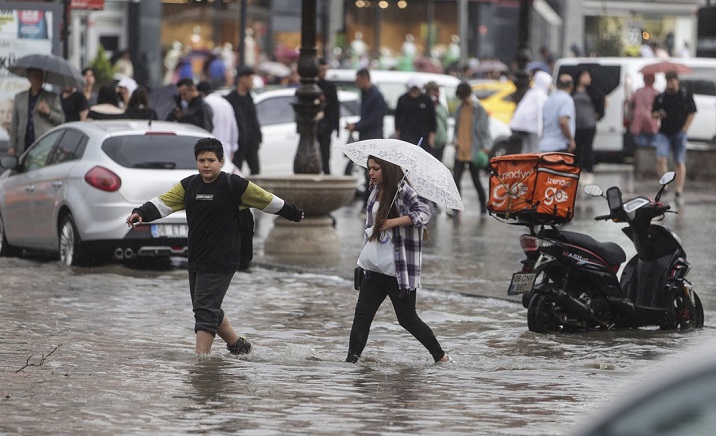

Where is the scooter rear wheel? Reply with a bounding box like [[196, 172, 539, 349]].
[[527, 294, 561, 333]]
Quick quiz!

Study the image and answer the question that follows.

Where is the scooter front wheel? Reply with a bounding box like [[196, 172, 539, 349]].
[[660, 290, 705, 330], [527, 294, 561, 333]]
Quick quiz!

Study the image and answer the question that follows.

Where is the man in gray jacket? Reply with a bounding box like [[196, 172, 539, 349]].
[[9, 68, 64, 156]]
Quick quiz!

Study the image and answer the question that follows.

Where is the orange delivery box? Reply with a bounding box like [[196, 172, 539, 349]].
[[486, 152, 581, 224]]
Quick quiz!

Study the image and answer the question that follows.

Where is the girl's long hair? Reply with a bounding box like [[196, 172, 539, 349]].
[[368, 156, 404, 242]]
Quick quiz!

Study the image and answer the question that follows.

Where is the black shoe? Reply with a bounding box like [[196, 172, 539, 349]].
[[227, 337, 253, 355], [345, 352, 360, 363]]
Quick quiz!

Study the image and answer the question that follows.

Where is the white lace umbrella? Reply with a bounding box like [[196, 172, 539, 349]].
[[338, 138, 464, 210]]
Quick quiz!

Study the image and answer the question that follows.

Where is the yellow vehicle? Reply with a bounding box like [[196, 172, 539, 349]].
[[470, 80, 516, 124]]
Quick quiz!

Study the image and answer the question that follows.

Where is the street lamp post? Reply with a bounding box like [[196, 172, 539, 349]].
[[293, 0, 323, 174], [251, 0, 355, 258]]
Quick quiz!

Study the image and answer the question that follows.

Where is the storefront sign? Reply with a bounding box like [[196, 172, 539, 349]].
[[70, 0, 105, 11]]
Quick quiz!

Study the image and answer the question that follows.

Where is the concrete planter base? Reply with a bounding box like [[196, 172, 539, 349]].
[[249, 174, 357, 256], [263, 216, 340, 255]]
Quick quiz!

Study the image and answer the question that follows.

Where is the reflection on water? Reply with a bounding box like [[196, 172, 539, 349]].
[[0, 257, 713, 435]]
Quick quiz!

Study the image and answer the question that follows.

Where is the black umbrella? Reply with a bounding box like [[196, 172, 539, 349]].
[[8, 53, 84, 88], [149, 84, 178, 121]]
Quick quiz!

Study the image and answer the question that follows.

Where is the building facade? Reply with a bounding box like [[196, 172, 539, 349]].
[[41, 0, 714, 88]]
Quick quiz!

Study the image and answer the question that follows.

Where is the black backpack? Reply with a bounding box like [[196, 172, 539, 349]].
[[225, 172, 254, 270]]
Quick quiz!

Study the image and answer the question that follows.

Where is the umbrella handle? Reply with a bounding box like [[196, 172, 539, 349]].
[[388, 171, 409, 212]]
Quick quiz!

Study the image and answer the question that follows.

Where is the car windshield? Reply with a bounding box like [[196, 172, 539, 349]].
[[102, 134, 200, 169]]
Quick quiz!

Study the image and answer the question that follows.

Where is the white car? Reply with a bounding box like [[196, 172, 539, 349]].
[[254, 87, 360, 176], [0, 120, 236, 266], [254, 83, 511, 179]]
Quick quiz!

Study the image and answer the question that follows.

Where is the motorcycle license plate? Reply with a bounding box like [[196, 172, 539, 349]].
[[507, 272, 536, 295], [150, 224, 188, 238]]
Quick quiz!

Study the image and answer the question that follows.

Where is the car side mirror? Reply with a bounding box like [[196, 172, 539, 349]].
[[0, 156, 18, 170]]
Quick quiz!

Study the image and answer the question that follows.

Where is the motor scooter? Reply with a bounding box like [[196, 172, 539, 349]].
[[507, 171, 704, 333]]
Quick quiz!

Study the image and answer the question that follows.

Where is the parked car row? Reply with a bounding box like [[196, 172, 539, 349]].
[[0, 71, 513, 267]]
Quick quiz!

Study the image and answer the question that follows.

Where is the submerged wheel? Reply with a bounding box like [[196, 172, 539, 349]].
[[527, 294, 561, 333], [660, 289, 705, 330], [59, 214, 91, 266], [0, 212, 22, 257]]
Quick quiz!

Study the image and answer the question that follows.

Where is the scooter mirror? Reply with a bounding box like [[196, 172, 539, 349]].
[[606, 187, 624, 214], [583, 184, 603, 197], [659, 171, 676, 186]]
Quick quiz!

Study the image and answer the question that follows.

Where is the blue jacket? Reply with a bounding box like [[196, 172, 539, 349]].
[[354, 85, 387, 140]]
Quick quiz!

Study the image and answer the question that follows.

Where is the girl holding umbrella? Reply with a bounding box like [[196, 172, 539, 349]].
[[346, 155, 452, 364]]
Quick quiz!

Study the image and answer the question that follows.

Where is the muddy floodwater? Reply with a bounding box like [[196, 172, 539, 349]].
[[3, 166, 716, 434], [1, 255, 714, 435]]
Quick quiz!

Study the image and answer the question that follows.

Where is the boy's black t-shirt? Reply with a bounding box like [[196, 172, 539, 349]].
[[181, 173, 248, 273], [652, 87, 697, 135]]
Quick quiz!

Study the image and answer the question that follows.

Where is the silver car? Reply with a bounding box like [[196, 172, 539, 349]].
[[0, 120, 229, 266]]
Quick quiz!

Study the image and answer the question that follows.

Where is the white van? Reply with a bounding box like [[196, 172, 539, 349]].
[[552, 57, 716, 162]]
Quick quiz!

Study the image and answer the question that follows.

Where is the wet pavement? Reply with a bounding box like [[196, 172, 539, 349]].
[[254, 164, 716, 305], [2, 164, 716, 435]]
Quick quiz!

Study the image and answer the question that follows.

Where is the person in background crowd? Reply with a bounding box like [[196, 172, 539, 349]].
[[346, 68, 388, 208], [124, 87, 158, 121], [571, 69, 605, 185], [8, 68, 64, 156], [394, 77, 436, 153], [225, 67, 263, 175], [451, 82, 491, 216], [166, 78, 213, 132], [628, 73, 659, 148], [61, 86, 90, 122], [82, 67, 97, 106], [126, 138, 304, 355], [652, 70, 697, 206], [424, 81, 448, 163], [87, 84, 126, 120], [316, 58, 340, 174], [113, 49, 134, 79], [510, 70, 552, 154], [117, 77, 138, 110], [197, 81, 239, 164], [539, 74, 576, 154]]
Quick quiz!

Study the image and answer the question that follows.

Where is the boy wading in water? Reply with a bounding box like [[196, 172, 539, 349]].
[[126, 138, 303, 354]]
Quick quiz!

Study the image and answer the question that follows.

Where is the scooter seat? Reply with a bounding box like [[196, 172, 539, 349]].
[[560, 230, 627, 266]]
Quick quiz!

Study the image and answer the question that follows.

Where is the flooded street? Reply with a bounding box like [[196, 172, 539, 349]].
[[2, 166, 716, 434], [1, 256, 714, 435]]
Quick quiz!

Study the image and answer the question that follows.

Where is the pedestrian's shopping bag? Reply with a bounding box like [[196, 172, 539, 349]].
[[486, 152, 580, 223]]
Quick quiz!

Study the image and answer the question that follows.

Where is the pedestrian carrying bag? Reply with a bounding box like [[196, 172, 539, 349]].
[[354, 266, 364, 291], [357, 228, 396, 276], [225, 172, 255, 268], [486, 152, 580, 224]]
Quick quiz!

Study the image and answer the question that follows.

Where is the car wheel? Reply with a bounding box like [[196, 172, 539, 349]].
[[59, 214, 92, 266], [0, 213, 22, 257]]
